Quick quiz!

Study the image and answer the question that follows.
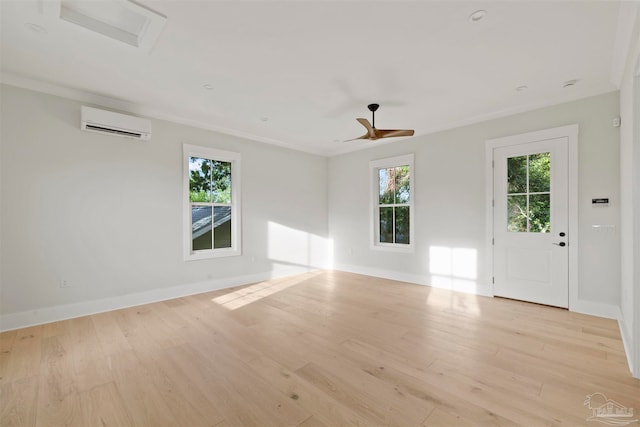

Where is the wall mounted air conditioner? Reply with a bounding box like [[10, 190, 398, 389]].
[[81, 106, 151, 140]]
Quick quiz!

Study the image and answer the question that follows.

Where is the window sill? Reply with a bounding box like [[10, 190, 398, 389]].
[[371, 243, 414, 253], [184, 248, 241, 261]]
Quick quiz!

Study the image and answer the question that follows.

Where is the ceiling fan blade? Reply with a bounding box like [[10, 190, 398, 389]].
[[344, 133, 370, 142], [356, 118, 376, 139], [376, 129, 415, 138]]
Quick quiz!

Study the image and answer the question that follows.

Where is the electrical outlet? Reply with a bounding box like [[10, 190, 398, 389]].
[[60, 279, 71, 288], [612, 116, 621, 128]]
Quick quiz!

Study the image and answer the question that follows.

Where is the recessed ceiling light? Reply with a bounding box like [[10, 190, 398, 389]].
[[516, 85, 528, 92], [469, 10, 487, 23], [202, 84, 214, 90], [563, 79, 580, 88], [24, 22, 47, 33]]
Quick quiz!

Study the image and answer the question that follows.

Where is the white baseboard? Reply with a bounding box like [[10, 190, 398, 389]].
[[333, 264, 493, 297], [618, 312, 635, 376], [569, 299, 621, 320], [0, 266, 316, 332]]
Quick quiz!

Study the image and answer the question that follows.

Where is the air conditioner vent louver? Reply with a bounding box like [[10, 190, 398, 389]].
[[84, 124, 144, 138], [81, 106, 151, 140]]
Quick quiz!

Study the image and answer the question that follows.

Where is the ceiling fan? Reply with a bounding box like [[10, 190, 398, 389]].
[[347, 103, 415, 141]]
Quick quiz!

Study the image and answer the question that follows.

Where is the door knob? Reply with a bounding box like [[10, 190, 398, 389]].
[[553, 242, 567, 247]]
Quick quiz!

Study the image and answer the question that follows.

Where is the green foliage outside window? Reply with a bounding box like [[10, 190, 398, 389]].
[[189, 157, 231, 203]]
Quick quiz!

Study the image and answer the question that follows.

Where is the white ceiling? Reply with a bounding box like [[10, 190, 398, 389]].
[[0, 1, 627, 156]]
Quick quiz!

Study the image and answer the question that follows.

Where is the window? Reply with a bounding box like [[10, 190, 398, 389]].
[[370, 154, 414, 251], [183, 144, 241, 260], [506, 152, 551, 233]]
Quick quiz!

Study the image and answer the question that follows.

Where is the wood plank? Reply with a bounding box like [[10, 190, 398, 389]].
[[340, 340, 514, 426], [296, 361, 432, 426], [107, 350, 180, 427], [139, 345, 225, 427], [247, 354, 375, 426], [90, 311, 133, 356], [64, 316, 113, 392], [36, 336, 84, 427], [422, 407, 477, 427], [0, 330, 17, 384], [0, 376, 38, 427], [79, 381, 134, 427], [297, 415, 331, 427], [2, 327, 42, 385]]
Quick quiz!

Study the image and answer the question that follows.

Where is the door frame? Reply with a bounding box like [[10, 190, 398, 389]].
[[485, 124, 578, 308], [632, 61, 640, 378]]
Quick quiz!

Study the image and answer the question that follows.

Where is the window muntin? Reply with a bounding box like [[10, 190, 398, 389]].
[[370, 154, 414, 251], [183, 145, 241, 260]]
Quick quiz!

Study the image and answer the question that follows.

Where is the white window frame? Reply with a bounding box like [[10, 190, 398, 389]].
[[183, 144, 242, 261], [370, 154, 415, 253]]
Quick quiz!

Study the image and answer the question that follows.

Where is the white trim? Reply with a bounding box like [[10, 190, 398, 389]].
[[183, 144, 242, 260], [369, 154, 415, 253], [485, 125, 579, 308], [633, 71, 640, 378], [333, 264, 492, 297], [618, 309, 635, 375], [0, 267, 317, 332], [570, 300, 622, 320]]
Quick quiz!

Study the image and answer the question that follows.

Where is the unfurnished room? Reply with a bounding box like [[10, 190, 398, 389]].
[[1, 1, 640, 426]]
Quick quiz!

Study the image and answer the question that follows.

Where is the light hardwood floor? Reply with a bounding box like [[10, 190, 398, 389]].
[[1, 271, 638, 426]]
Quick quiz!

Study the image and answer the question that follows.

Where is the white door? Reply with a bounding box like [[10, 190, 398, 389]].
[[493, 137, 569, 307]]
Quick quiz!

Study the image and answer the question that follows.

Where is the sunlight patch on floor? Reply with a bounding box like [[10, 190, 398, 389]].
[[211, 271, 322, 310]]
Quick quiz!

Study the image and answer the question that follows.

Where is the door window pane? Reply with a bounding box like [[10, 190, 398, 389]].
[[192, 206, 212, 250], [508, 195, 527, 232], [529, 153, 550, 192], [529, 194, 550, 233], [507, 156, 527, 193]]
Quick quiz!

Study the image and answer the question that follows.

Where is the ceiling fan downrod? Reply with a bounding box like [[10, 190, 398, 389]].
[[368, 103, 379, 128]]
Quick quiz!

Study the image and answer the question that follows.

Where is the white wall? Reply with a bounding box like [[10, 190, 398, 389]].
[[329, 92, 621, 314], [618, 5, 640, 378], [0, 84, 329, 330]]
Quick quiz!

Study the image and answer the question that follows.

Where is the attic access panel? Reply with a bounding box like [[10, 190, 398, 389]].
[[42, 0, 166, 52]]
